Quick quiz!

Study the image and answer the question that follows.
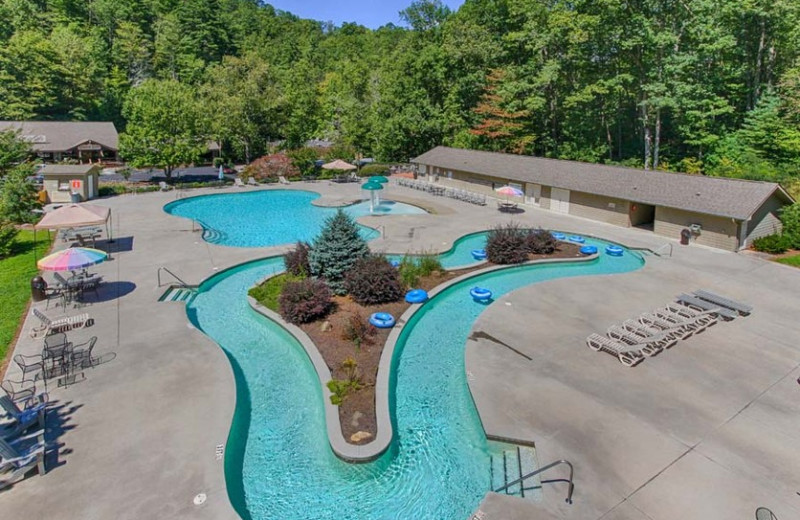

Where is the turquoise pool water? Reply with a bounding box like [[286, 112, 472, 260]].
[[187, 236, 644, 519], [164, 190, 426, 248], [387, 231, 489, 269]]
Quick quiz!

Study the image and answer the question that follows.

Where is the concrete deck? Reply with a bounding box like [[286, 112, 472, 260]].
[[1, 180, 798, 520]]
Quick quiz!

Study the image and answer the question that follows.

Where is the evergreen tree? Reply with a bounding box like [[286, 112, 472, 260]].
[[308, 210, 369, 295], [0, 164, 39, 224]]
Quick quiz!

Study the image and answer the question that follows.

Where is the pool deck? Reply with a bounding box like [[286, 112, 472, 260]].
[[1, 180, 798, 519]]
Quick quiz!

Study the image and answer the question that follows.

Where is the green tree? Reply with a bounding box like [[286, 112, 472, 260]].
[[287, 147, 319, 176], [308, 210, 369, 295], [119, 79, 204, 177], [0, 164, 39, 224], [0, 130, 32, 177]]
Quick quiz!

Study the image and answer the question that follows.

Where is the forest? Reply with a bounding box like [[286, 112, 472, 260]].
[[0, 0, 799, 194]]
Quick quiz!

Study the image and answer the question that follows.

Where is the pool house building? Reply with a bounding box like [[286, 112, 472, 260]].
[[412, 146, 794, 251]]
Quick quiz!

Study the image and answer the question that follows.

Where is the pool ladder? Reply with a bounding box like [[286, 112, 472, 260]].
[[490, 447, 574, 504]]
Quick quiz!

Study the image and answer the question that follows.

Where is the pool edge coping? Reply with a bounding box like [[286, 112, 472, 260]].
[[246, 252, 600, 462]]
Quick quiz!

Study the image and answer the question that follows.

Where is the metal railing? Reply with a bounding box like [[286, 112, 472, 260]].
[[157, 267, 190, 288], [651, 243, 673, 257], [494, 458, 575, 504]]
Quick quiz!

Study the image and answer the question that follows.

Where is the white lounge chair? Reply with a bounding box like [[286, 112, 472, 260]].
[[606, 325, 669, 355], [693, 290, 752, 316], [159, 181, 170, 191], [639, 313, 695, 340], [620, 320, 681, 347], [247, 177, 259, 186], [278, 176, 290, 185], [586, 333, 645, 367], [234, 177, 245, 188], [30, 308, 92, 338]]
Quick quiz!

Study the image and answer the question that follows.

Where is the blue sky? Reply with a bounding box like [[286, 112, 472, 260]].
[[266, 1, 465, 29]]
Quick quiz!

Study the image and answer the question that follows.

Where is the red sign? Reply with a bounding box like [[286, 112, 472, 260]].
[[71, 179, 83, 190]]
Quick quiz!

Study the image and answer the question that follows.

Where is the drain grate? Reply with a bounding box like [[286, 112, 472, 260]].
[[215, 444, 224, 461]]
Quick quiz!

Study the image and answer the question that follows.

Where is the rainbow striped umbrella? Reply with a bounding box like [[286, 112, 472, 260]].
[[37, 247, 108, 272]]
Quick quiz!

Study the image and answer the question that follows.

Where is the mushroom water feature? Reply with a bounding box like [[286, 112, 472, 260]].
[[361, 181, 384, 213], [369, 175, 388, 205]]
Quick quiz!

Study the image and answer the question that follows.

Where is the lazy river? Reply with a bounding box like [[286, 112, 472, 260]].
[[185, 235, 644, 519]]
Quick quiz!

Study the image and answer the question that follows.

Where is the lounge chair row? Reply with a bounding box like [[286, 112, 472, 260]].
[[586, 304, 719, 367], [235, 177, 263, 187], [395, 178, 488, 205]]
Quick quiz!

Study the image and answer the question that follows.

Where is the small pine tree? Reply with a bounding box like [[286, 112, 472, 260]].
[[309, 209, 369, 294]]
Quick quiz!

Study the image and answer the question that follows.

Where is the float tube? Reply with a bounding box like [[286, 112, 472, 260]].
[[580, 245, 598, 255], [552, 232, 566, 240], [469, 287, 493, 302], [405, 289, 429, 304], [471, 249, 487, 261], [369, 312, 396, 328], [568, 235, 585, 243], [605, 245, 624, 256]]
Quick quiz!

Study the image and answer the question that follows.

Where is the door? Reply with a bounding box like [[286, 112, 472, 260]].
[[87, 174, 94, 199], [551, 188, 570, 214], [525, 183, 542, 206]]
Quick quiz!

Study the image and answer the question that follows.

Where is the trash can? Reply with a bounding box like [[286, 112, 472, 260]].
[[31, 276, 48, 302], [680, 228, 691, 245], [70, 192, 82, 203]]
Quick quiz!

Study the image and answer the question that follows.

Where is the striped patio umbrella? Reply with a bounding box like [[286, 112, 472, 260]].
[[37, 247, 108, 272]]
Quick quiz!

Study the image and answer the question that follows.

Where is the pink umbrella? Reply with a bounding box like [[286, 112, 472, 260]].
[[37, 247, 108, 271]]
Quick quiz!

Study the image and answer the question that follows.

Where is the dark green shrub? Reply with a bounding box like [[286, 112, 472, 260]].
[[752, 234, 791, 254], [0, 221, 18, 258], [309, 210, 369, 294], [249, 273, 304, 312], [344, 255, 404, 305], [284, 241, 311, 276], [526, 228, 557, 254], [358, 164, 390, 176], [279, 278, 333, 324], [486, 222, 529, 264], [341, 312, 376, 349]]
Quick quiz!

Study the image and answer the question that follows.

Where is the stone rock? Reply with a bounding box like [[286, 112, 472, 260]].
[[350, 431, 372, 443], [350, 411, 364, 427], [320, 320, 332, 332]]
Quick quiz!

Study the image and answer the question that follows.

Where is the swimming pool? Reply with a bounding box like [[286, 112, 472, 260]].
[[186, 235, 644, 519], [164, 190, 427, 248], [386, 231, 489, 270]]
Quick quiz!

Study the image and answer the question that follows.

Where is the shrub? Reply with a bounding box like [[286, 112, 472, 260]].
[[344, 255, 404, 305], [358, 164, 390, 176], [486, 222, 529, 264], [752, 234, 791, 254], [0, 165, 39, 224], [284, 241, 311, 276], [309, 210, 369, 295], [526, 228, 557, 254], [779, 203, 800, 248], [287, 147, 319, 176], [342, 313, 376, 349], [0, 221, 18, 258], [278, 278, 333, 324], [243, 153, 299, 183], [327, 358, 362, 405], [398, 257, 421, 287], [416, 251, 443, 276], [249, 273, 304, 312]]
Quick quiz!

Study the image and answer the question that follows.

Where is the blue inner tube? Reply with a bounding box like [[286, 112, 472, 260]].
[[552, 232, 566, 240], [568, 235, 585, 243], [390, 259, 401, 267], [405, 289, 429, 304], [469, 287, 493, 301], [369, 312, 396, 328], [605, 245, 624, 256], [580, 245, 598, 255], [471, 249, 487, 260]]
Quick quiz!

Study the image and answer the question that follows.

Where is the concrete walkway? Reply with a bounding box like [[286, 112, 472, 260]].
[[1, 180, 797, 520]]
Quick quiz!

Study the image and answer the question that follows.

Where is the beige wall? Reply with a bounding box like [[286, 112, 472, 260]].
[[568, 191, 631, 227], [655, 207, 739, 251], [43, 171, 98, 203], [629, 203, 656, 226], [744, 193, 784, 247]]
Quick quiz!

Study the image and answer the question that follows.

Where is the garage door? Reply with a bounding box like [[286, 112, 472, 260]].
[[550, 188, 570, 214]]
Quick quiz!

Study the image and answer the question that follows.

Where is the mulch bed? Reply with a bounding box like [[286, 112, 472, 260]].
[[297, 242, 583, 445]]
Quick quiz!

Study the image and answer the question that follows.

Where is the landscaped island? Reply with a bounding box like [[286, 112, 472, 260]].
[[249, 214, 583, 445]]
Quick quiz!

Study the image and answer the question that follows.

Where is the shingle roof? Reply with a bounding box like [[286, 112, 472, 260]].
[[40, 164, 99, 175], [0, 121, 118, 152], [412, 147, 794, 220]]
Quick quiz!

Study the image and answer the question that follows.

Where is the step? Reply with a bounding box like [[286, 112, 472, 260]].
[[489, 444, 541, 500], [159, 286, 197, 305]]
